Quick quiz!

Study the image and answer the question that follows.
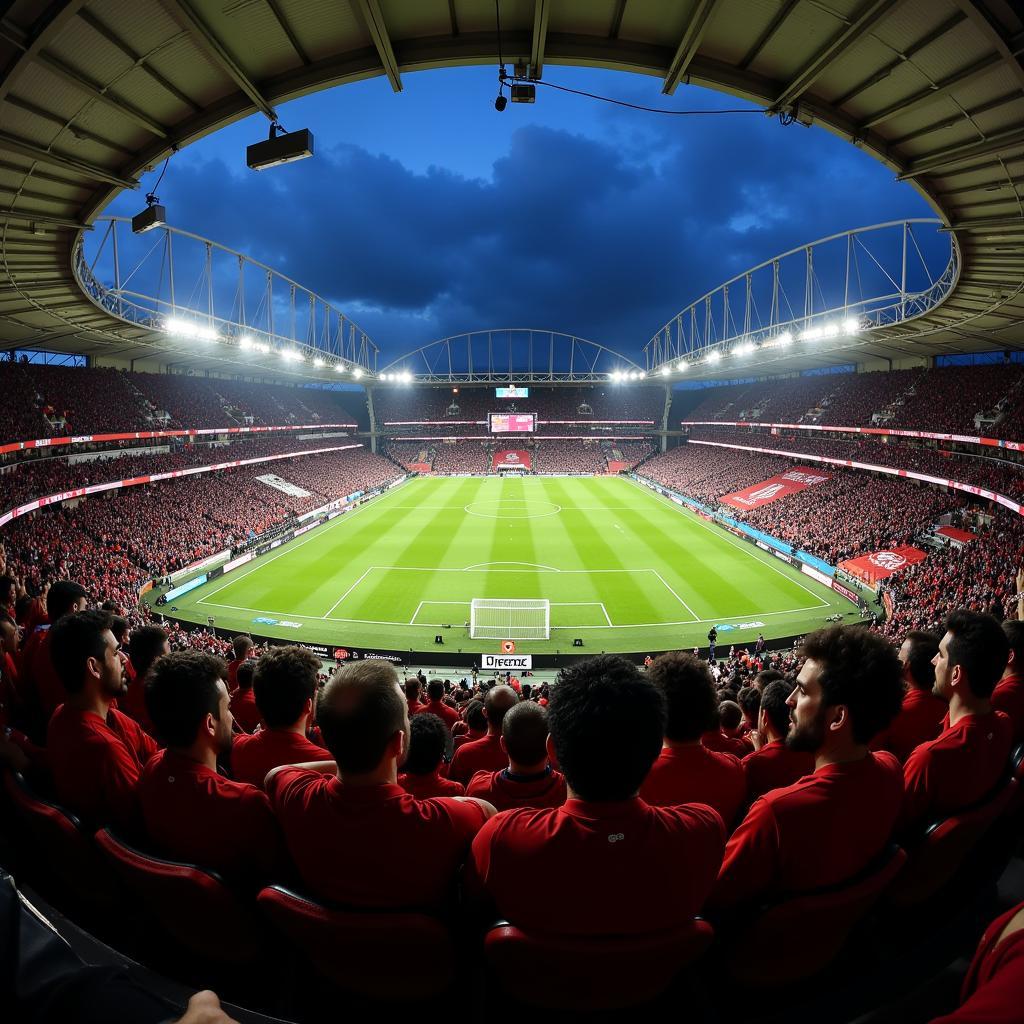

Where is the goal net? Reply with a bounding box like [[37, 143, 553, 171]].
[[470, 598, 550, 640]]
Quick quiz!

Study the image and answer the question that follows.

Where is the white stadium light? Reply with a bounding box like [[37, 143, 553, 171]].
[[800, 326, 823, 342], [706, 351, 721, 364], [660, 365, 671, 376], [676, 361, 688, 372], [164, 317, 218, 342], [822, 322, 841, 339], [401, 371, 413, 384], [313, 357, 325, 368], [256, 342, 270, 354], [238, 336, 254, 351], [735, 341, 755, 356], [843, 317, 861, 334], [353, 368, 363, 379], [281, 348, 303, 362], [335, 364, 346, 373], [777, 330, 793, 346]]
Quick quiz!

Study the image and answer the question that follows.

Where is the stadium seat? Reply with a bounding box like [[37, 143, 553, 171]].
[[94, 829, 264, 966], [482, 917, 714, 1010], [723, 843, 907, 989], [256, 885, 455, 1000]]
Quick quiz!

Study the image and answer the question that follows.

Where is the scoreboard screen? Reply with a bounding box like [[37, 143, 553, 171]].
[[495, 386, 529, 399], [489, 413, 536, 434]]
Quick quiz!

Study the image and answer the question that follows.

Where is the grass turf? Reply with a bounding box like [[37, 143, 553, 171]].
[[156, 475, 856, 656]]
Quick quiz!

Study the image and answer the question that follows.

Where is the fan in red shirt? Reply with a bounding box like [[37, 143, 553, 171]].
[[404, 677, 426, 717], [991, 620, 1024, 744], [139, 649, 284, 887], [639, 652, 746, 830], [447, 685, 519, 784], [225, 635, 254, 693], [701, 700, 749, 758], [267, 659, 495, 910], [466, 654, 725, 934], [398, 712, 465, 798], [118, 625, 169, 737], [741, 680, 815, 801], [228, 661, 262, 734], [871, 630, 945, 763], [231, 645, 331, 788], [712, 624, 905, 912], [0, 614, 42, 773], [453, 698, 486, 750], [467, 701, 567, 811], [45, 609, 157, 834], [901, 611, 1014, 836], [414, 678, 460, 731]]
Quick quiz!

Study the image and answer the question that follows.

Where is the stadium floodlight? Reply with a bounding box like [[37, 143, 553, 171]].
[[247, 123, 314, 171], [676, 361, 688, 372], [735, 341, 755, 356], [132, 200, 166, 234], [280, 348, 303, 362], [706, 351, 722, 364], [822, 322, 841, 339], [660, 365, 671, 376], [312, 356, 324, 368], [800, 326, 823, 342], [334, 363, 345, 373], [238, 336, 254, 351], [843, 317, 861, 334], [353, 368, 363, 379], [776, 330, 793, 346], [165, 317, 218, 342], [256, 342, 270, 354]]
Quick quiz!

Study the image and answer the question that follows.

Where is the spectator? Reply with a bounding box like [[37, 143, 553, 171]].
[[737, 685, 761, 735], [226, 636, 254, 693], [404, 677, 424, 716], [46, 610, 157, 833], [447, 685, 519, 784], [266, 659, 494, 909], [712, 625, 904, 911], [453, 699, 487, 749], [228, 662, 261, 735], [466, 702, 567, 811], [639, 653, 747, 830], [702, 700, 749, 757], [466, 655, 725, 934], [230, 646, 331, 788], [415, 678, 460, 730], [398, 713, 465, 799], [119, 625, 169, 735], [992, 620, 1024, 743], [741, 680, 815, 801], [901, 612, 1013, 835], [139, 651, 283, 885]]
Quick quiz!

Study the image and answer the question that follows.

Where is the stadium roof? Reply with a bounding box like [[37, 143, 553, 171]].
[[1, 0, 1022, 382]]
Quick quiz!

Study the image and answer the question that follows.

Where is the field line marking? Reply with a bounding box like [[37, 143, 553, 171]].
[[602, 603, 612, 627], [648, 569, 699, 621], [322, 567, 376, 619], [409, 601, 424, 625], [462, 561, 561, 571]]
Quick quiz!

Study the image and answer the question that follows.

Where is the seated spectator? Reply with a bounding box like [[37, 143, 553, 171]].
[[226, 635, 254, 693], [119, 625, 169, 736], [639, 653, 746, 829], [702, 700, 749, 757], [415, 679, 460, 730], [992, 620, 1024, 743], [0, 614, 41, 772], [46, 610, 157, 833], [752, 669, 786, 692], [871, 630, 945, 763], [398, 713, 465, 799], [737, 686, 761, 736], [228, 662, 261, 734], [139, 651, 283, 885], [266, 659, 495, 910], [741, 680, 815, 801], [902, 612, 1013, 835], [453, 699, 486, 749], [404, 677, 424, 716], [466, 655, 725, 934], [447, 685, 519, 784], [466, 702, 567, 811], [230, 646, 331, 788], [712, 625, 904, 911]]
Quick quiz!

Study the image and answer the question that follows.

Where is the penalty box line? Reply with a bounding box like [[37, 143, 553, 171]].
[[409, 600, 613, 627]]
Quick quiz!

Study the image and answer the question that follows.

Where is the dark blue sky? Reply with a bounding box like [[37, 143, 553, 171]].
[[105, 65, 934, 364]]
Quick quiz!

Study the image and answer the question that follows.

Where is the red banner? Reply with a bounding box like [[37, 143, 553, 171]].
[[606, 460, 627, 474], [720, 465, 832, 510], [838, 545, 928, 582], [493, 450, 532, 471], [935, 526, 977, 544]]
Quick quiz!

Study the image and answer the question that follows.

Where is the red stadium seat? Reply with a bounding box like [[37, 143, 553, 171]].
[[256, 885, 455, 999], [483, 917, 714, 1010], [724, 843, 907, 988], [94, 828, 264, 965]]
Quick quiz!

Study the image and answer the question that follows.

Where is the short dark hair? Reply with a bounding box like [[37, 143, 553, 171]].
[[404, 713, 448, 775], [319, 660, 405, 773], [253, 646, 322, 727], [945, 611, 1010, 699], [145, 651, 225, 748], [426, 679, 444, 701], [901, 630, 939, 691], [548, 655, 665, 801], [232, 635, 254, 660], [502, 701, 549, 765], [760, 680, 792, 736], [799, 625, 903, 744], [737, 685, 761, 720], [1001, 620, 1024, 672], [0, 575, 16, 600], [464, 699, 486, 731], [46, 580, 88, 621], [647, 652, 717, 742], [236, 661, 255, 691], [718, 700, 742, 730], [484, 685, 519, 731], [49, 610, 113, 694], [128, 625, 168, 681], [404, 678, 420, 700], [754, 669, 785, 690]]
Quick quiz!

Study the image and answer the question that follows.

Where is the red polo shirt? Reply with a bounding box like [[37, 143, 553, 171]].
[[453, 729, 485, 750], [701, 729, 749, 758], [901, 710, 1014, 834], [870, 687, 947, 763], [742, 741, 815, 802], [139, 749, 284, 884], [466, 767, 567, 811], [47, 704, 158, 833], [118, 670, 156, 737], [398, 769, 465, 799], [415, 699, 460, 730], [22, 627, 65, 721], [640, 745, 747, 829], [226, 657, 248, 693], [228, 688, 262, 734], [712, 751, 903, 911], [231, 728, 332, 789], [466, 797, 725, 933], [448, 732, 506, 784], [267, 769, 486, 909], [991, 674, 1024, 744]]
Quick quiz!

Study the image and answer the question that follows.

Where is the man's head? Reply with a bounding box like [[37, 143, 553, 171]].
[[145, 651, 232, 753], [253, 645, 322, 728], [318, 660, 408, 775], [0, 575, 16, 608], [933, 611, 1010, 702], [232, 635, 254, 661], [647, 652, 717, 742], [426, 679, 445, 702], [718, 700, 743, 731], [1002, 620, 1024, 678], [236, 661, 255, 692], [403, 713, 448, 777], [0, 615, 19, 656], [787, 625, 903, 753], [483, 684, 519, 734], [46, 580, 88, 622], [404, 677, 421, 702], [49, 609, 126, 699], [897, 630, 939, 692], [753, 669, 785, 692], [737, 686, 761, 724], [464, 699, 486, 733], [501, 701, 550, 770], [548, 655, 665, 802], [128, 625, 170, 682], [759, 680, 792, 740]]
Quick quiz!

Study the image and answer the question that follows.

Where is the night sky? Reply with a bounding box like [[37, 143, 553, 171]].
[[104, 65, 934, 365]]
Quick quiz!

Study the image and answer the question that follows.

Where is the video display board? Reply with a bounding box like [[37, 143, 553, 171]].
[[489, 413, 537, 433], [495, 386, 529, 399]]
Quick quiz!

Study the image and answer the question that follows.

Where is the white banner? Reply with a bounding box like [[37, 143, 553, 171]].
[[482, 654, 533, 671]]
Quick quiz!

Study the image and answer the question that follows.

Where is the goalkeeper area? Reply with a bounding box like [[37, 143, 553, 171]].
[[153, 475, 857, 655]]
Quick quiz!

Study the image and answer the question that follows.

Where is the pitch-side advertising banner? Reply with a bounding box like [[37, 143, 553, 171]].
[[838, 545, 927, 581], [482, 654, 533, 671], [492, 450, 532, 471], [720, 466, 832, 510]]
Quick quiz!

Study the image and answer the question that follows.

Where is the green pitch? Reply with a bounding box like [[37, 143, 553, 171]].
[[155, 475, 857, 655]]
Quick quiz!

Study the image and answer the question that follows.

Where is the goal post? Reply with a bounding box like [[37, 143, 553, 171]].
[[470, 598, 550, 640]]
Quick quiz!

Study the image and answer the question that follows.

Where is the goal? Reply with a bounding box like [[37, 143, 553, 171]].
[[470, 598, 550, 640]]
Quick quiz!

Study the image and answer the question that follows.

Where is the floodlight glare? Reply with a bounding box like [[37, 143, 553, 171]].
[[238, 336, 254, 351], [777, 330, 793, 346], [164, 317, 218, 342], [353, 368, 363, 379], [334, 364, 345, 373], [677, 361, 688, 372], [800, 326, 823, 342], [843, 317, 860, 334], [313, 357, 324, 368], [660, 366, 671, 376], [280, 348, 303, 362], [247, 123, 314, 171], [707, 351, 722, 363]]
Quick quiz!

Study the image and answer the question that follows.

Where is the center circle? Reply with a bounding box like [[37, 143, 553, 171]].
[[464, 499, 562, 519]]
